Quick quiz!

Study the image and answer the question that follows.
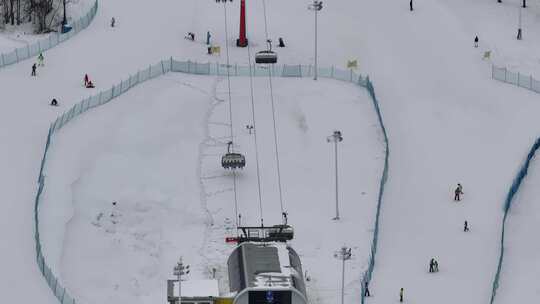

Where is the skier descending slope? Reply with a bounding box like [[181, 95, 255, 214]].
[[454, 183, 463, 201], [37, 53, 44, 66], [364, 282, 371, 297]]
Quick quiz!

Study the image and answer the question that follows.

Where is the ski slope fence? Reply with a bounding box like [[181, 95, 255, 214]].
[[492, 65, 540, 93], [489, 137, 540, 304], [33, 58, 389, 304], [0, 0, 98, 69], [360, 78, 389, 304]]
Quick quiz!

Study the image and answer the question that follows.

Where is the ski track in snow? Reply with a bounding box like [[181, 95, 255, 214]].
[[5, 0, 540, 303]]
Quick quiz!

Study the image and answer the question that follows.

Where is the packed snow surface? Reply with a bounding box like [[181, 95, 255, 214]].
[[39, 73, 383, 304], [3, 0, 540, 304]]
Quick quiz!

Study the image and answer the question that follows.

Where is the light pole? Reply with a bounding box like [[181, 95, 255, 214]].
[[334, 246, 352, 304], [308, 0, 323, 80], [327, 130, 343, 220], [173, 257, 190, 304]]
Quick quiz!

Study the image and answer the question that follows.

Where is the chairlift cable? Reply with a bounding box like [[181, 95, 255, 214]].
[[245, 23, 265, 227], [222, 2, 240, 226], [261, 0, 286, 214], [261, 0, 270, 41]]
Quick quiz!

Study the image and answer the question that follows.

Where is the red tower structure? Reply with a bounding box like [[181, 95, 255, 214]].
[[236, 0, 248, 47]]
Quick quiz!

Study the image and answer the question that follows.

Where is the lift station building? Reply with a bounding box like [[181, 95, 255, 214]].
[[227, 242, 308, 304]]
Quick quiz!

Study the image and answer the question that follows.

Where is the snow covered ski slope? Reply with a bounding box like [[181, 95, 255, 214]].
[[354, 1, 540, 304], [495, 144, 540, 304], [38, 72, 384, 304], [3, 0, 540, 303]]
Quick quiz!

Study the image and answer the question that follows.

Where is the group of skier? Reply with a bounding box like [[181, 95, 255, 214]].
[[453, 182, 470, 232], [361, 183, 470, 302], [30, 53, 44, 76]]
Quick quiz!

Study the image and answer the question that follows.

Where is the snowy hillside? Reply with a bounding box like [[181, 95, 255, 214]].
[[2, 0, 540, 304], [38, 71, 384, 304]]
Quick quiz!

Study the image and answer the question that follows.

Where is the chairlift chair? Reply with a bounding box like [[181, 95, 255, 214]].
[[222, 141, 246, 169], [255, 39, 278, 64], [267, 224, 294, 240]]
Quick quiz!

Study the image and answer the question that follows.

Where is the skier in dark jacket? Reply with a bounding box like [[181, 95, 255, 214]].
[[364, 282, 371, 297], [400, 288, 404, 302], [410, 0, 413, 11], [31, 63, 37, 76], [50, 98, 58, 106], [429, 258, 434, 272], [464, 220, 469, 232], [206, 31, 211, 45], [474, 36, 479, 47], [454, 183, 463, 201]]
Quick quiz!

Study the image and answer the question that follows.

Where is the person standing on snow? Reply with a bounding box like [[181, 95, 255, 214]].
[[206, 31, 211, 45], [37, 53, 44, 66], [31, 63, 37, 76], [464, 220, 469, 232], [50, 98, 58, 106], [410, 0, 413, 11], [400, 288, 404, 302], [111, 17, 116, 27], [434, 259, 439, 272], [454, 183, 464, 201], [474, 36, 479, 48], [364, 282, 371, 297], [84, 74, 89, 86], [429, 258, 435, 273]]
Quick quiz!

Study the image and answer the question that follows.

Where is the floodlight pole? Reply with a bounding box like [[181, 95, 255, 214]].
[[335, 246, 352, 304], [327, 130, 343, 220], [308, 1, 323, 80]]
